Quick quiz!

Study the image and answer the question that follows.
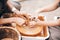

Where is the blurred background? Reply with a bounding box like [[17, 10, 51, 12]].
[[19, 0, 60, 21]]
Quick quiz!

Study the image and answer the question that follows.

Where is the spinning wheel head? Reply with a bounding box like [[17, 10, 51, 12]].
[[16, 24, 43, 36]]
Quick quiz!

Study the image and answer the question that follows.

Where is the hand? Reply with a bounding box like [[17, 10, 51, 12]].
[[14, 17, 25, 26], [14, 12, 31, 20], [28, 21, 37, 28], [14, 10, 21, 15], [35, 8, 45, 13]]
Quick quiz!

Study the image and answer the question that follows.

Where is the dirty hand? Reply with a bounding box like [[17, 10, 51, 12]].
[[14, 17, 25, 26], [28, 21, 37, 27]]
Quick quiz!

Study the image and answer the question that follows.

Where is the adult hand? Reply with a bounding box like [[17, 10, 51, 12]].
[[28, 21, 37, 28], [14, 17, 25, 26]]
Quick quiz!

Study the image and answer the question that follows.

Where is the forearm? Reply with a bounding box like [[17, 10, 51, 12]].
[[7, 0, 20, 14], [0, 17, 25, 26], [37, 19, 60, 26], [42, 0, 59, 11], [37, 0, 60, 13], [0, 18, 15, 24]]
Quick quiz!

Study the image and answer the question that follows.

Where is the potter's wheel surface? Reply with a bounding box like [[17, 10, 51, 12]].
[[16, 25, 43, 36]]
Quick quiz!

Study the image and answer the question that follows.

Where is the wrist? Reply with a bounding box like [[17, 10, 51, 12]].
[[12, 7, 17, 12], [58, 19, 60, 26], [9, 17, 16, 23]]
